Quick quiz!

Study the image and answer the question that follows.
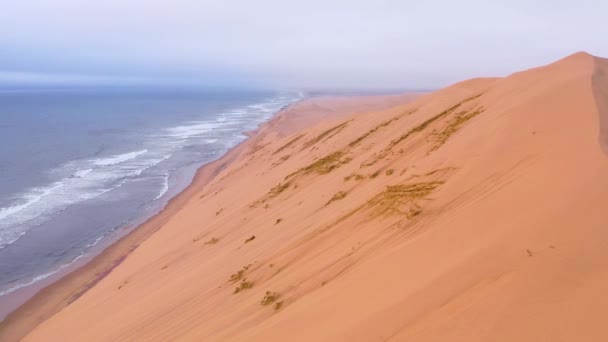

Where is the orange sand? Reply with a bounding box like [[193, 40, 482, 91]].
[[8, 52, 608, 341]]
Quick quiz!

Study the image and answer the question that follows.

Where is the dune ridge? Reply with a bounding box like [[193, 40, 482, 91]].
[[16, 52, 608, 341], [592, 55, 608, 154]]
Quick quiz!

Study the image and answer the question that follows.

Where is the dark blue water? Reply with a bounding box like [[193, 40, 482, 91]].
[[0, 89, 302, 297]]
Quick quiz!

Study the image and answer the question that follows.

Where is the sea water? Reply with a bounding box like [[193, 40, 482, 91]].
[[0, 89, 302, 299]]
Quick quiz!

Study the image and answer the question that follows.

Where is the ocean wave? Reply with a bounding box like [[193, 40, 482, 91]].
[[72, 168, 93, 178], [0, 252, 86, 297], [0, 92, 308, 301], [166, 122, 222, 139], [155, 174, 170, 200], [0, 93, 305, 251], [92, 149, 148, 166], [0, 151, 166, 249], [0, 178, 111, 249], [0, 184, 59, 222], [86, 234, 105, 248]]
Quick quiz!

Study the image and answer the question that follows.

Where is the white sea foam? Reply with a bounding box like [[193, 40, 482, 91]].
[[87, 235, 105, 248], [92, 149, 148, 166], [0, 93, 305, 251], [0, 151, 166, 249], [0, 230, 26, 251], [155, 174, 170, 200], [0, 185, 58, 222], [0, 252, 86, 297], [72, 168, 93, 178], [166, 122, 220, 139], [0, 178, 113, 249]]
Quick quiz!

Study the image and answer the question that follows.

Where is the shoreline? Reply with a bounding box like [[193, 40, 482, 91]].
[[0, 93, 418, 341], [0, 160, 200, 319], [0, 100, 291, 341], [0, 90, 301, 310]]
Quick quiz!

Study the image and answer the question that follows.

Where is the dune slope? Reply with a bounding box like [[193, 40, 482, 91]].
[[23, 52, 608, 341]]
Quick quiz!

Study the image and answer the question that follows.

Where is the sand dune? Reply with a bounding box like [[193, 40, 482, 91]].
[[15, 52, 608, 341]]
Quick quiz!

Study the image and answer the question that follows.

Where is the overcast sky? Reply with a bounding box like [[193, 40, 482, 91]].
[[1, 0, 607, 90]]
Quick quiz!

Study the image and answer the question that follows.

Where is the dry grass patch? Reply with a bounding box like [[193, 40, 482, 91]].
[[383, 182, 444, 199], [367, 181, 445, 217], [365, 94, 484, 166], [270, 181, 291, 195], [284, 151, 352, 182], [260, 291, 280, 305], [325, 191, 347, 206], [406, 204, 423, 219], [204, 237, 220, 245], [300, 151, 352, 176], [348, 118, 396, 147], [272, 154, 291, 167], [386, 105, 461, 151], [347, 109, 418, 148], [259, 151, 351, 204], [229, 264, 252, 283], [273, 133, 305, 155], [344, 173, 366, 181], [233, 280, 255, 294], [301, 121, 350, 150], [429, 107, 485, 152]]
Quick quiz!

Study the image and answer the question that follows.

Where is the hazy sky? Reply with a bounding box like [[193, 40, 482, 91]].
[[1, 0, 607, 90]]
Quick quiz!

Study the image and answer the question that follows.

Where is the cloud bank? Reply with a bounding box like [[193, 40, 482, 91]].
[[1, 0, 606, 90]]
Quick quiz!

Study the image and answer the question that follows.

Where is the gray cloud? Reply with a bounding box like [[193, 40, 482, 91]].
[[1, 0, 607, 89]]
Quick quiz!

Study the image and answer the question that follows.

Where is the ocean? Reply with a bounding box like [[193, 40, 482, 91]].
[[0, 89, 302, 301]]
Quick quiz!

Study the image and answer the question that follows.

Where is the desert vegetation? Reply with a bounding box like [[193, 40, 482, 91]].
[[233, 280, 254, 294], [273, 133, 305, 155], [301, 121, 350, 150], [229, 264, 252, 283], [363, 94, 484, 166], [367, 181, 445, 217], [204, 237, 220, 245], [348, 108, 418, 148], [344, 173, 366, 181], [325, 191, 347, 206], [429, 106, 486, 151], [296, 151, 352, 177], [260, 291, 280, 306], [265, 181, 292, 200]]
